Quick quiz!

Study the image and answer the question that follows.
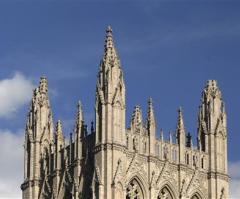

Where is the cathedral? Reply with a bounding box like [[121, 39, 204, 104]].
[[21, 27, 229, 199]]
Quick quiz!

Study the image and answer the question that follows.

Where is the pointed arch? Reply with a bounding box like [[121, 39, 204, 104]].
[[158, 181, 178, 199], [190, 192, 202, 199], [126, 174, 148, 199], [189, 189, 206, 199]]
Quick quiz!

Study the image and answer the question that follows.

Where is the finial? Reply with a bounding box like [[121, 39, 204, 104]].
[[203, 79, 221, 101], [131, 105, 142, 127], [106, 25, 113, 36], [148, 97, 153, 105], [178, 106, 182, 113], [39, 76, 48, 94], [147, 98, 154, 115], [177, 106, 185, 131], [56, 120, 64, 140], [56, 120, 62, 133]]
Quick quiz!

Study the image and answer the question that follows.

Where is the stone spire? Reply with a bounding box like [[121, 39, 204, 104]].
[[176, 107, 186, 143], [147, 98, 156, 128], [177, 107, 184, 133], [198, 80, 226, 152], [97, 26, 123, 102], [26, 75, 54, 143], [55, 120, 64, 143], [199, 80, 225, 131], [131, 105, 143, 129], [23, 76, 54, 198], [198, 80, 228, 182], [76, 101, 84, 137], [147, 98, 156, 155], [94, 27, 126, 198], [102, 26, 120, 69], [74, 101, 85, 159], [95, 26, 125, 145], [53, 120, 64, 192], [176, 107, 186, 164], [39, 76, 48, 94]]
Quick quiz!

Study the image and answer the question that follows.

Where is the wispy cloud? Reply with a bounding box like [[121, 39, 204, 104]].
[[0, 129, 23, 199], [121, 21, 240, 55], [0, 72, 34, 118]]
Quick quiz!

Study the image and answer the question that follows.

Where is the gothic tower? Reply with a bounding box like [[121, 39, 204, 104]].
[[22, 77, 54, 199], [94, 26, 126, 199], [198, 80, 228, 198], [21, 27, 229, 199]]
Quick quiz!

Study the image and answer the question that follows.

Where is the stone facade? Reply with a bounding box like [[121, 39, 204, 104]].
[[21, 27, 229, 199]]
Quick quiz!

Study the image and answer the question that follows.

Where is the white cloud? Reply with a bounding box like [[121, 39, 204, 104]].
[[0, 129, 24, 199], [229, 161, 240, 179], [229, 161, 240, 199], [0, 72, 34, 118], [230, 178, 240, 199]]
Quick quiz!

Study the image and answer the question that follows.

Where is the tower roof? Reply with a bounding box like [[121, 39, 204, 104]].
[[102, 26, 120, 69], [202, 80, 222, 102], [39, 76, 48, 94]]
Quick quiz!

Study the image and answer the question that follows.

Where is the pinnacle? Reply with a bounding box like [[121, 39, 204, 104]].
[[106, 25, 113, 37], [131, 105, 142, 126], [148, 97, 153, 106], [206, 79, 218, 88], [56, 120, 64, 140], [103, 26, 119, 66], [177, 107, 185, 132], [39, 76, 48, 94], [204, 79, 220, 94], [203, 79, 222, 102], [147, 97, 155, 124]]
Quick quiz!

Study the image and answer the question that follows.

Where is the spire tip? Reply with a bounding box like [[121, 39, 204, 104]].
[[106, 25, 113, 35]]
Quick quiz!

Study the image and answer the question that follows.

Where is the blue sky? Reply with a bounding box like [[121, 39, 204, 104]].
[[0, 1, 240, 198]]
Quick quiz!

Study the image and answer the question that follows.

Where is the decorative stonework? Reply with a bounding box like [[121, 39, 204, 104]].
[[21, 27, 229, 199]]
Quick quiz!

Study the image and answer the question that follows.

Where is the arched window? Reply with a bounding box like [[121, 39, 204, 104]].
[[126, 178, 144, 199], [157, 186, 174, 199]]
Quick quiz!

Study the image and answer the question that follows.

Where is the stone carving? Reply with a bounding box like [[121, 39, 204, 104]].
[[21, 27, 229, 199]]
